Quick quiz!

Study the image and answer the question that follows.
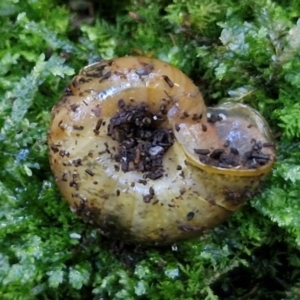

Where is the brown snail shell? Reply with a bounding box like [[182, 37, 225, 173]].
[[48, 56, 276, 245]]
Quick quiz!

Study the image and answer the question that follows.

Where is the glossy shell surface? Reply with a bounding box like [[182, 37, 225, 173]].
[[48, 56, 276, 245]]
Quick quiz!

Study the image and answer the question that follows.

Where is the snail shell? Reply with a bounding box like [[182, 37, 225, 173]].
[[48, 56, 276, 245]]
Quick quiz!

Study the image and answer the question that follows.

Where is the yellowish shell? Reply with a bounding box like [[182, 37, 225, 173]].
[[48, 56, 276, 245]]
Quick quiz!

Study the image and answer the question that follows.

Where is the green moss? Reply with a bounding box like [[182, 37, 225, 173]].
[[1, 0, 300, 299]]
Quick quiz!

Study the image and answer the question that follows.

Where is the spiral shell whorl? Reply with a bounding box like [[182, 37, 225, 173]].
[[48, 56, 275, 245]]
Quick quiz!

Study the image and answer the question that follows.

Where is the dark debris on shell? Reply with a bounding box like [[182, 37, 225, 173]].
[[207, 113, 223, 124], [194, 139, 271, 169], [108, 100, 174, 180]]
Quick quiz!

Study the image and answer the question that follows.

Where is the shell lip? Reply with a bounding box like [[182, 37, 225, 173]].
[[185, 151, 275, 177], [179, 102, 277, 177]]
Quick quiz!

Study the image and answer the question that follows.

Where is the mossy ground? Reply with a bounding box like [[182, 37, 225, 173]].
[[1, 0, 300, 299]]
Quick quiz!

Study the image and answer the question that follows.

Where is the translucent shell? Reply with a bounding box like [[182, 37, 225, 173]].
[[48, 56, 276, 245]]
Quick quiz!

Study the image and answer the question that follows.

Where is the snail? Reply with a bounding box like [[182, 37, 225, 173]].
[[48, 56, 276, 245]]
